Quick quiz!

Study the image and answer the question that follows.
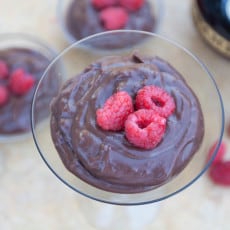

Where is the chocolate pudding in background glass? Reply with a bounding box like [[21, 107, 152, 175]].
[[31, 31, 224, 228], [0, 33, 61, 142], [57, 0, 163, 48]]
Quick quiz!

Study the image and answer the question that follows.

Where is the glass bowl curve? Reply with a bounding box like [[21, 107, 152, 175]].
[[31, 30, 224, 205]]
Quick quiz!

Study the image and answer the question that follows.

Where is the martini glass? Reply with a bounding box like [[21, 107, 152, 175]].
[[31, 30, 224, 228], [0, 33, 61, 182]]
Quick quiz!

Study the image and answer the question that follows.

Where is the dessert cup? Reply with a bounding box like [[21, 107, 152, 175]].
[[57, 0, 163, 46], [0, 33, 60, 142], [31, 30, 224, 206]]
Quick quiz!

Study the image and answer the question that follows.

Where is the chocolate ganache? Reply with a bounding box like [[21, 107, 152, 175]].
[[65, 0, 155, 48], [0, 48, 59, 135], [50, 54, 204, 193]]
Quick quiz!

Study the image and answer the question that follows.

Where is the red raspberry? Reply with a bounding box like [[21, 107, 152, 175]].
[[0, 60, 9, 79], [96, 91, 134, 131], [207, 141, 226, 165], [9, 68, 35, 96], [0, 85, 9, 107], [125, 109, 166, 149], [119, 0, 144, 11], [91, 0, 118, 9], [209, 161, 230, 186], [99, 7, 129, 30], [135, 85, 175, 118]]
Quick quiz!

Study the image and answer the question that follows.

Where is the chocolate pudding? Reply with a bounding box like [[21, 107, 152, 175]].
[[0, 48, 59, 136], [65, 0, 155, 48], [50, 54, 204, 193]]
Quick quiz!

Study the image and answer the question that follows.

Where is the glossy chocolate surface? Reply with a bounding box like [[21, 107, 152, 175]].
[[0, 48, 58, 135], [50, 54, 204, 193], [66, 0, 155, 48]]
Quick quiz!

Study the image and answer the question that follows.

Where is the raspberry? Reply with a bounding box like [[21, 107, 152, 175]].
[[0, 60, 9, 79], [209, 161, 230, 186], [119, 0, 144, 11], [135, 85, 175, 118], [91, 0, 118, 9], [125, 109, 166, 149], [207, 141, 226, 165], [99, 7, 129, 30], [9, 68, 35, 96], [96, 91, 133, 131], [0, 85, 9, 107]]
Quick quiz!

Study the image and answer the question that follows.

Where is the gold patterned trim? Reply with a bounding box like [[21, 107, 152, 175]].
[[192, 1, 230, 58]]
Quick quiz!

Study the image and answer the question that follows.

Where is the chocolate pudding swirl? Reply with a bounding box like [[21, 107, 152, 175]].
[[65, 0, 155, 49], [50, 54, 204, 193], [0, 48, 59, 136]]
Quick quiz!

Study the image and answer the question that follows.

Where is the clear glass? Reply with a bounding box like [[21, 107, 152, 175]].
[[0, 33, 58, 142], [57, 0, 163, 45], [31, 30, 224, 205]]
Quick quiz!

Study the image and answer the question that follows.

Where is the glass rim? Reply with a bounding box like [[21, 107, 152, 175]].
[[31, 30, 225, 205], [0, 32, 57, 53]]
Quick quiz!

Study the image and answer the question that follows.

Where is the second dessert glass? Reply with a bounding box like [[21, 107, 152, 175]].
[[0, 33, 60, 142], [0, 33, 63, 188], [31, 30, 224, 206], [57, 0, 163, 46]]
